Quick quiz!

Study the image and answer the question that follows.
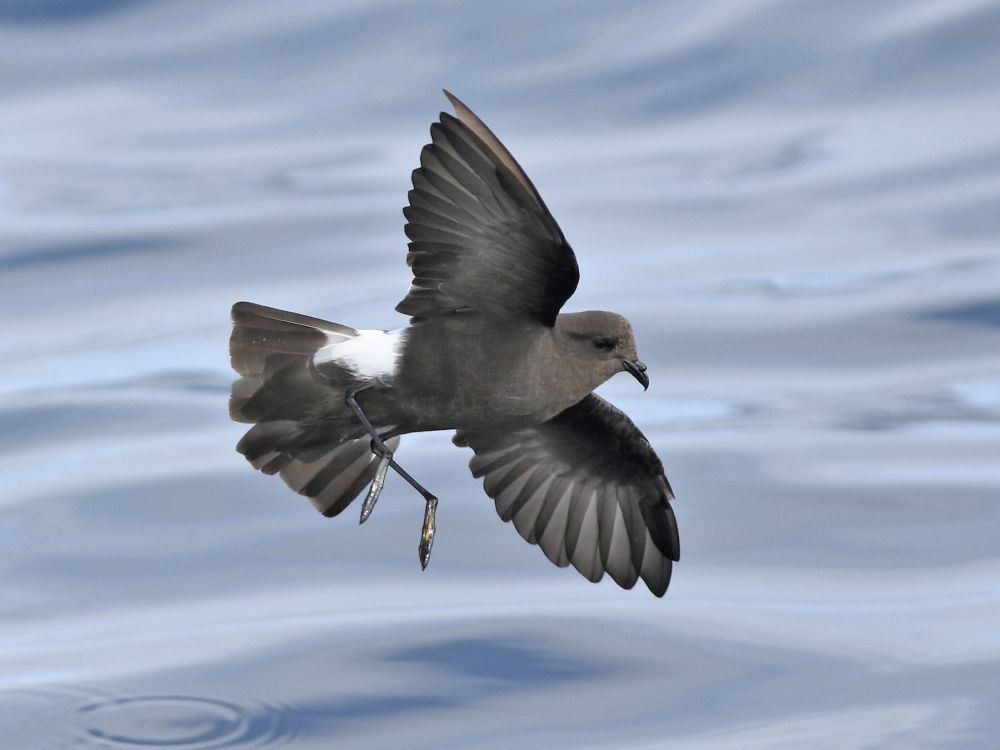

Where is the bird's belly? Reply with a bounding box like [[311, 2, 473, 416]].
[[405, 398, 548, 432], [390, 317, 586, 432], [393, 373, 578, 432]]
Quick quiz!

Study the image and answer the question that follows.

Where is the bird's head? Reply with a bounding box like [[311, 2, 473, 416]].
[[557, 311, 649, 390]]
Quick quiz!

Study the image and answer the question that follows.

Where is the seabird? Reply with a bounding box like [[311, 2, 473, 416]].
[[230, 91, 680, 596]]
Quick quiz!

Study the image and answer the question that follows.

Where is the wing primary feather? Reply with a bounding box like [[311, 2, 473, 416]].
[[419, 150, 497, 223], [617, 488, 648, 576], [403, 204, 481, 235], [639, 530, 672, 597], [437, 116, 509, 194], [532, 476, 570, 543], [597, 486, 618, 570], [504, 469, 552, 528], [640, 501, 681, 561], [487, 454, 538, 506], [511, 475, 555, 542], [605, 494, 638, 589], [443, 89, 545, 214], [562, 482, 591, 563], [538, 482, 574, 567], [494, 465, 542, 521], [428, 129, 505, 215], [467, 444, 521, 478], [569, 491, 603, 583]]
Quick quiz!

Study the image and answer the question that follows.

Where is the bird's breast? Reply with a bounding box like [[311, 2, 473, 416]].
[[390, 319, 590, 431]]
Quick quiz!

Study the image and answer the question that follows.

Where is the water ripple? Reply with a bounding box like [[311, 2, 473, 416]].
[[76, 695, 292, 748], [0, 687, 299, 749]]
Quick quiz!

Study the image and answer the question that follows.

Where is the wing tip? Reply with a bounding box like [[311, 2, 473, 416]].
[[435, 88, 544, 211], [663, 502, 681, 562], [647, 581, 669, 598], [231, 300, 261, 321], [442, 88, 462, 113]]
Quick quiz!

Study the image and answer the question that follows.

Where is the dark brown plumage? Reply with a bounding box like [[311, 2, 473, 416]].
[[230, 91, 680, 596]]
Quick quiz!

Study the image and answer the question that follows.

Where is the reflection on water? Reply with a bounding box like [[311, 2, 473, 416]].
[[2, 1, 999, 747]]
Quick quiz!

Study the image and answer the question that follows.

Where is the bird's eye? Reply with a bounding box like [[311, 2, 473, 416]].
[[592, 337, 617, 351]]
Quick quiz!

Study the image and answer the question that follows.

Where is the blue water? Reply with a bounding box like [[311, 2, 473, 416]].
[[2, 1, 999, 747]]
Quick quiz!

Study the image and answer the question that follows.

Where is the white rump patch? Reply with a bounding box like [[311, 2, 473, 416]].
[[313, 327, 408, 380]]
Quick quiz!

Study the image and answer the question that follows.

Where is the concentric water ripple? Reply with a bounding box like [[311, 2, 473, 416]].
[[0, 689, 296, 748], [76, 695, 294, 749]]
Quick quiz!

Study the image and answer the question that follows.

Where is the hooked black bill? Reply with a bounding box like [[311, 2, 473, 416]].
[[622, 359, 649, 390]]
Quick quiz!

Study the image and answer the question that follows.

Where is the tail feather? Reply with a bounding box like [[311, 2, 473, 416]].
[[230, 301, 396, 517], [280, 435, 401, 517], [237, 420, 298, 469], [238, 420, 401, 517], [230, 354, 333, 424], [229, 302, 358, 425], [230, 301, 356, 377]]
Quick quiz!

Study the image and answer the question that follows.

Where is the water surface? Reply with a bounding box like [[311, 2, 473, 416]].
[[2, 1, 999, 747]]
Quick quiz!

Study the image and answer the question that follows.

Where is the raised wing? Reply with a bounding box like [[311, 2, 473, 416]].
[[396, 91, 579, 327], [454, 394, 679, 596]]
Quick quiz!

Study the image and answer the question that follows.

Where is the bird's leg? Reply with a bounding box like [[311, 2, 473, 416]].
[[345, 386, 392, 523], [384, 458, 438, 570], [345, 386, 439, 568]]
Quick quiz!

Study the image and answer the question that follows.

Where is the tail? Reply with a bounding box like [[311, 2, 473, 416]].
[[229, 301, 399, 517]]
